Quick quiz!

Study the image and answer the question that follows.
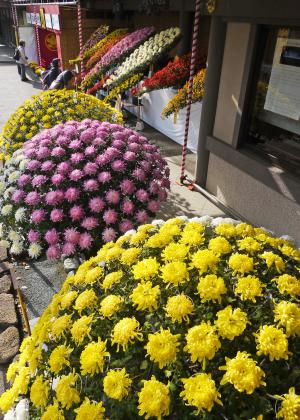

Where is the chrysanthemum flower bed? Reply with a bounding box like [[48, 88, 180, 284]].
[[0, 90, 122, 159], [0, 121, 169, 259], [1, 217, 300, 419]]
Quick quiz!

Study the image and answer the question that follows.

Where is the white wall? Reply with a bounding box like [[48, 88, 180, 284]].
[[19, 26, 38, 63]]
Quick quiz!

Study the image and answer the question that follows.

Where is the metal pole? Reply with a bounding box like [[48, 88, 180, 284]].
[[180, 0, 201, 184]]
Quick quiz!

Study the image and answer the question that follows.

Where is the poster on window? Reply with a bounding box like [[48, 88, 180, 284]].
[[30, 13, 35, 24], [45, 14, 52, 29], [26, 12, 32, 24], [264, 34, 300, 120], [51, 14, 60, 31]]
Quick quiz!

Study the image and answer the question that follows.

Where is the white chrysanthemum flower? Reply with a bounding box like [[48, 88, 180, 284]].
[[10, 241, 24, 255], [0, 240, 10, 248], [19, 160, 28, 171], [151, 219, 165, 226], [0, 181, 5, 194], [3, 187, 15, 200], [28, 243, 42, 259], [15, 207, 27, 222], [1, 204, 13, 216], [0, 223, 3, 238], [8, 171, 20, 183], [8, 230, 21, 242]]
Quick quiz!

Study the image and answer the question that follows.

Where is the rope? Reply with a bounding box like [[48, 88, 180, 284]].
[[180, 0, 201, 184], [34, 6, 42, 66], [77, 0, 84, 81]]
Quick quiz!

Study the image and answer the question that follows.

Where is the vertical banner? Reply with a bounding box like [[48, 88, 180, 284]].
[[40, 9, 46, 28], [38, 28, 58, 67]]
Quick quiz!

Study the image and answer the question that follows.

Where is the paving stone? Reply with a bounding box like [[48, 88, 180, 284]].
[[0, 276, 11, 294], [0, 326, 19, 364], [0, 294, 17, 327]]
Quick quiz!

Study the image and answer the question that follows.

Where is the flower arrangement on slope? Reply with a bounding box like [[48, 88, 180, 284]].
[[28, 61, 46, 77], [162, 68, 206, 121], [104, 74, 144, 102], [82, 27, 155, 90], [1, 216, 300, 419], [133, 52, 206, 96], [85, 29, 129, 71], [105, 27, 181, 90], [69, 25, 110, 64], [0, 120, 170, 260], [0, 90, 122, 160], [86, 76, 109, 95]]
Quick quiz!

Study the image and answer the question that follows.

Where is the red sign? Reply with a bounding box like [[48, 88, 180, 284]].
[[38, 28, 58, 67]]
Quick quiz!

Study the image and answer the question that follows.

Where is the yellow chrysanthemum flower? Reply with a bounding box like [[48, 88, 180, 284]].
[[84, 266, 104, 284], [280, 244, 300, 261], [180, 373, 222, 413], [71, 315, 94, 344], [41, 401, 64, 420], [228, 253, 254, 275], [130, 281, 160, 311], [276, 387, 300, 419], [161, 261, 189, 286], [165, 294, 194, 323], [235, 223, 255, 237], [159, 222, 182, 237], [51, 314, 72, 339], [273, 274, 300, 298], [100, 295, 123, 318], [145, 232, 173, 248], [60, 290, 78, 310], [104, 246, 123, 261], [215, 306, 249, 340], [111, 317, 143, 351], [237, 237, 262, 254], [208, 236, 232, 255], [30, 375, 50, 408], [74, 289, 98, 313], [184, 322, 221, 364], [197, 274, 227, 303], [121, 247, 140, 265], [235, 275, 263, 302], [162, 242, 189, 261], [219, 351, 266, 394], [49, 345, 73, 374], [138, 376, 170, 420], [12, 366, 30, 395], [145, 328, 180, 368], [102, 270, 123, 291], [130, 230, 148, 244], [0, 388, 18, 413], [274, 301, 300, 336], [180, 230, 204, 246], [183, 221, 205, 233], [103, 369, 132, 400], [255, 325, 290, 361], [80, 338, 109, 376], [6, 361, 20, 382], [132, 257, 160, 280], [55, 372, 80, 409], [260, 252, 285, 273], [215, 223, 236, 238], [191, 249, 219, 274], [74, 397, 105, 419]]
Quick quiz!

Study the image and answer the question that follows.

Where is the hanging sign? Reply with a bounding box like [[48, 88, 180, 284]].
[[26, 12, 32, 24], [51, 14, 60, 30], [45, 13, 52, 29]]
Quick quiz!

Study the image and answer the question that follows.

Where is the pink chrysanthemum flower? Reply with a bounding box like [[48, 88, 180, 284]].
[[45, 228, 59, 245], [149, 181, 159, 194], [46, 245, 61, 260], [31, 209, 46, 224], [84, 179, 99, 191], [80, 128, 95, 142], [106, 190, 120, 204], [122, 200, 134, 214], [70, 152, 84, 164], [26, 160, 41, 171], [64, 228, 80, 244], [32, 175, 47, 187], [84, 162, 98, 175], [69, 139, 81, 149], [12, 189, 25, 203], [95, 154, 110, 166], [36, 147, 50, 159], [24, 148, 36, 158], [158, 189, 168, 201], [45, 191, 62, 206], [133, 168, 146, 181], [79, 232, 93, 250], [103, 209, 118, 225], [140, 160, 151, 172], [69, 205, 84, 221], [112, 140, 125, 149], [148, 200, 160, 213], [41, 160, 55, 172], [92, 137, 105, 147], [65, 188, 80, 202], [136, 210, 149, 223], [124, 151, 136, 161], [70, 169, 83, 181], [111, 159, 125, 172], [51, 147, 65, 157], [85, 145, 96, 156], [17, 174, 31, 187], [50, 209, 64, 222], [27, 230, 40, 243], [136, 189, 149, 202], [57, 162, 71, 174], [56, 135, 69, 146], [51, 174, 65, 185], [62, 242, 76, 256], [120, 179, 136, 194], [128, 142, 140, 152], [106, 147, 119, 159], [102, 227, 117, 243], [98, 172, 112, 183], [25, 191, 40, 206], [119, 219, 134, 233], [81, 217, 99, 230], [89, 197, 105, 213]]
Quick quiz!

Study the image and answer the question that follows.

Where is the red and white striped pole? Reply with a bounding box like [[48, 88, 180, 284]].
[[77, 0, 84, 82], [180, 0, 201, 184], [34, 6, 42, 66]]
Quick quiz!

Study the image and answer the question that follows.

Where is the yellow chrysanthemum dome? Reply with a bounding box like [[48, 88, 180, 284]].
[[1, 217, 300, 419]]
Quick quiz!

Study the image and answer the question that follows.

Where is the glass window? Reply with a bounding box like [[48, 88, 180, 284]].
[[247, 27, 300, 176]]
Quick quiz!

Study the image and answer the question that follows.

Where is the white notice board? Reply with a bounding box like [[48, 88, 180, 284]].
[[51, 14, 60, 30], [45, 14, 52, 29], [26, 12, 31, 24]]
